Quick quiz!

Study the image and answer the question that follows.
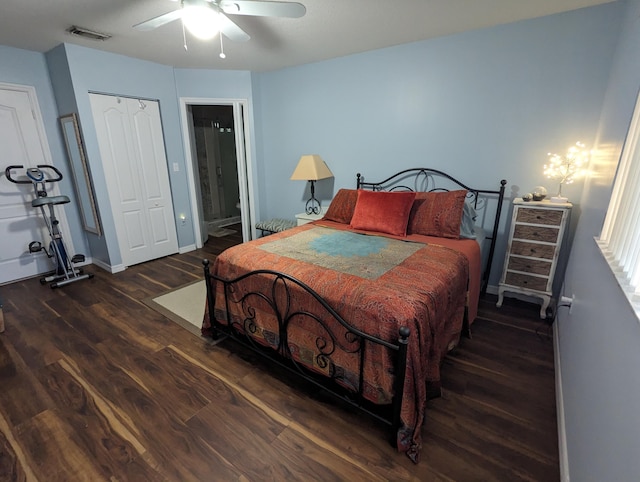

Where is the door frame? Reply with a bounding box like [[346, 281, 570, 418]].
[[179, 97, 255, 247]]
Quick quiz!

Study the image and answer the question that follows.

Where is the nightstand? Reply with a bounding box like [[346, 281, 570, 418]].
[[295, 206, 328, 226], [295, 211, 323, 226], [497, 198, 572, 318]]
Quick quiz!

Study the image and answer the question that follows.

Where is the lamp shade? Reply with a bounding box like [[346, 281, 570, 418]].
[[290, 155, 333, 181]]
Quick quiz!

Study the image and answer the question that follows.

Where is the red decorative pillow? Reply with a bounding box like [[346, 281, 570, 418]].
[[407, 190, 467, 238], [323, 189, 358, 224], [350, 190, 416, 236]]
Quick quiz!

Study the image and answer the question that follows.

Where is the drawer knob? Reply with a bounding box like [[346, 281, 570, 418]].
[[530, 249, 537, 254], [536, 215, 541, 219]]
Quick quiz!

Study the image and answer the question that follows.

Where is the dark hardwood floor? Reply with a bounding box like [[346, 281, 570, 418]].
[[0, 224, 559, 481]]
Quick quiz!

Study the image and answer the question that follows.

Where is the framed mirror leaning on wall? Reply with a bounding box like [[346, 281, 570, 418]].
[[59, 112, 102, 236]]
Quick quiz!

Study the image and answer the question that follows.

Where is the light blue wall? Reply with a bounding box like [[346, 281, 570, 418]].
[[0, 45, 89, 259], [51, 49, 257, 267], [3, 43, 257, 269], [558, 0, 640, 480], [252, 3, 623, 286], [58, 43, 192, 267], [173, 68, 258, 223], [45, 45, 97, 259], [174, 69, 252, 98]]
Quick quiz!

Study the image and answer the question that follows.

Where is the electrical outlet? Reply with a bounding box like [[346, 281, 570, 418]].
[[570, 294, 575, 314], [560, 294, 575, 314]]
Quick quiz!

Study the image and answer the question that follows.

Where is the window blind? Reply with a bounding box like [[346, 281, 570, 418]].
[[597, 88, 640, 317]]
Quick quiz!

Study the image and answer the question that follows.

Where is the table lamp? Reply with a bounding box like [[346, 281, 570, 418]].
[[290, 154, 333, 214]]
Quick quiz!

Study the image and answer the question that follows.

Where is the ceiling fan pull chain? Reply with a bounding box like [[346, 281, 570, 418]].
[[182, 18, 188, 51], [219, 32, 226, 59]]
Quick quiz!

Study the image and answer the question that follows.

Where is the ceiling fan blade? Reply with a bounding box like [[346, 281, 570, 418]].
[[133, 9, 184, 31], [219, 1, 306, 18], [218, 13, 251, 42]]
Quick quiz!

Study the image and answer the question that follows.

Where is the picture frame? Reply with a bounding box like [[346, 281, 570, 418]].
[[59, 112, 102, 236]]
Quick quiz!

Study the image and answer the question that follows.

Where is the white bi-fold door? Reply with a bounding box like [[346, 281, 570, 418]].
[[89, 94, 178, 268]]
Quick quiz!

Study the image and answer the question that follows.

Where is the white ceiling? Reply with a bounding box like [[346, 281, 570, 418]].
[[0, 0, 615, 72]]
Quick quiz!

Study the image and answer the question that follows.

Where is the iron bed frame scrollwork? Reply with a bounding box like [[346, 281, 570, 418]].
[[202, 263, 411, 445]]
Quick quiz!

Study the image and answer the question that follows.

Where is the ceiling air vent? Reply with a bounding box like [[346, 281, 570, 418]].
[[66, 25, 112, 41]]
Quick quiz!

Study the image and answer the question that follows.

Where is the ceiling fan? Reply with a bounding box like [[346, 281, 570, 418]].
[[134, 0, 306, 42]]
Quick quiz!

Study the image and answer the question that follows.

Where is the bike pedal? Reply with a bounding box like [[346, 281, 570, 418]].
[[29, 241, 43, 253]]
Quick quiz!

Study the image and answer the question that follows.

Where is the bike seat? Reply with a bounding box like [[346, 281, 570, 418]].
[[32, 195, 70, 207]]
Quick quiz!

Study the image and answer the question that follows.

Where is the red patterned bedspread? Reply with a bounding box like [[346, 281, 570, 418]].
[[203, 224, 471, 462]]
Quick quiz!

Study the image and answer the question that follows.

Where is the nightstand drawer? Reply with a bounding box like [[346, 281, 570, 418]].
[[510, 240, 556, 259], [516, 208, 564, 226], [505, 272, 549, 292], [507, 256, 552, 276], [513, 224, 559, 243]]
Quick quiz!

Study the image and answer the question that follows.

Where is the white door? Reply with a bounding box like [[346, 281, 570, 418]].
[[89, 94, 178, 267], [233, 102, 253, 242], [0, 83, 73, 284]]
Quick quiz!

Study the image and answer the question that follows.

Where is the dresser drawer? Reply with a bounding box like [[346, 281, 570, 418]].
[[516, 208, 564, 226], [513, 224, 559, 243], [510, 240, 556, 259], [505, 272, 549, 292], [507, 256, 552, 276]]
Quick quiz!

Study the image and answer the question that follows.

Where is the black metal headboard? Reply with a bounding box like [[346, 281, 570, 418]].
[[356, 168, 507, 294]]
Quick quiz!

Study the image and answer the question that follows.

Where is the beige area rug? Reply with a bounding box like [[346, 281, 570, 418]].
[[208, 227, 236, 237], [143, 280, 206, 337]]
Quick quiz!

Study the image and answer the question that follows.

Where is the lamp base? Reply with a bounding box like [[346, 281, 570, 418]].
[[305, 197, 321, 215], [550, 195, 569, 204]]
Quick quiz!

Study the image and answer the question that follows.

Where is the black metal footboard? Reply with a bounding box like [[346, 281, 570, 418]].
[[202, 259, 410, 447]]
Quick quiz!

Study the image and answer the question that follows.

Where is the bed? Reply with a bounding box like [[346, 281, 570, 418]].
[[202, 168, 506, 462]]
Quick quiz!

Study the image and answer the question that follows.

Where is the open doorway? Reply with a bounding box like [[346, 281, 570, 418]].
[[191, 105, 240, 235], [181, 98, 254, 248]]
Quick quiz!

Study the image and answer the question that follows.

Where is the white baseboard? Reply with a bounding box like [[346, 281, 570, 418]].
[[554, 321, 570, 481], [179, 244, 196, 254], [91, 258, 126, 274], [485, 283, 498, 295]]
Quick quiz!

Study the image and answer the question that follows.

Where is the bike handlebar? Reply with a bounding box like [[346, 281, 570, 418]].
[[5, 164, 64, 184]]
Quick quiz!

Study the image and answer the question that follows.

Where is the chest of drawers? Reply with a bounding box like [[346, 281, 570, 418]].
[[497, 198, 572, 318]]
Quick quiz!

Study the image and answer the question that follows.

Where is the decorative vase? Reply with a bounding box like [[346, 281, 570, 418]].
[[532, 186, 547, 201]]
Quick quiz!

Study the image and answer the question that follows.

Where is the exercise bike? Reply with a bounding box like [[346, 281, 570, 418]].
[[5, 164, 93, 288]]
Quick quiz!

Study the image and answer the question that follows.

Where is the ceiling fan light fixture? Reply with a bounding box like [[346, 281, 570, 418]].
[[182, 6, 220, 40]]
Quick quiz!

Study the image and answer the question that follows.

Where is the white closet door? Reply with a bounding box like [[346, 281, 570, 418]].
[[0, 84, 73, 284], [90, 94, 178, 267]]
